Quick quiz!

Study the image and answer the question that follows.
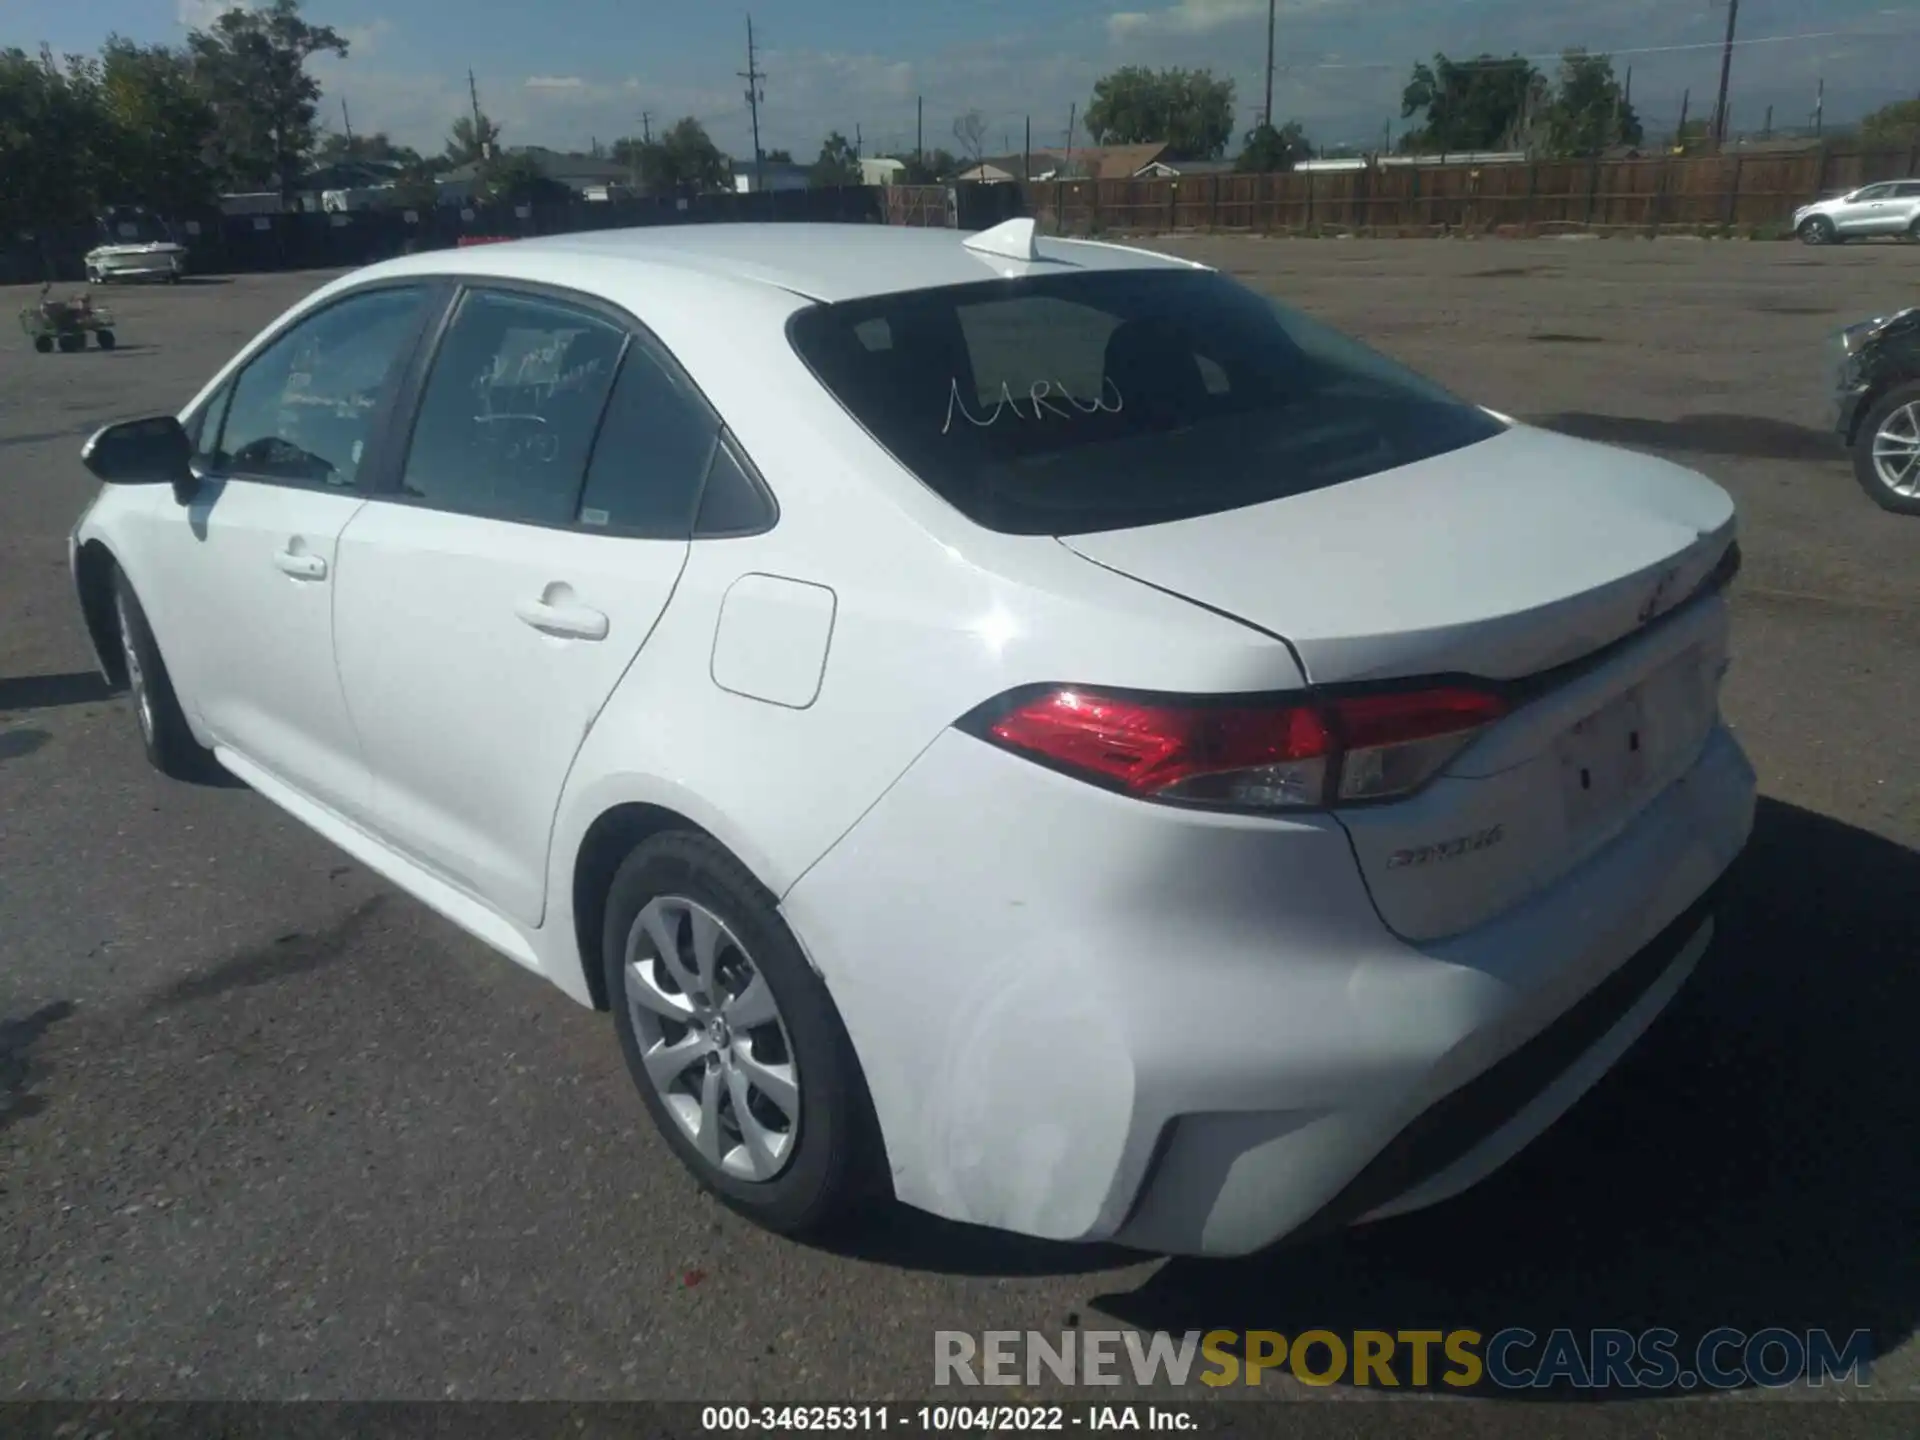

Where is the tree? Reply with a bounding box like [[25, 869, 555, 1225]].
[[1238, 119, 1311, 172], [952, 109, 987, 164], [1861, 99, 1920, 147], [614, 117, 728, 195], [1084, 66, 1235, 159], [91, 39, 219, 214], [810, 130, 861, 187], [886, 148, 955, 184], [0, 45, 107, 235], [1399, 53, 1538, 153], [476, 150, 570, 205], [187, 0, 348, 197], [1544, 50, 1640, 156], [764, 147, 794, 163], [316, 130, 422, 168], [445, 111, 503, 168]]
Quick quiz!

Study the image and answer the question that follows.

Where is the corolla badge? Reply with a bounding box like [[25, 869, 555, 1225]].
[[1386, 825, 1505, 871]]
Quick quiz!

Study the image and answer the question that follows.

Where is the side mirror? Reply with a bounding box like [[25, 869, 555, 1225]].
[[81, 416, 197, 504]]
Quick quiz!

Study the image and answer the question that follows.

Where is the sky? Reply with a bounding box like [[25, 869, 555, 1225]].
[[13, 0, 1919, 161]]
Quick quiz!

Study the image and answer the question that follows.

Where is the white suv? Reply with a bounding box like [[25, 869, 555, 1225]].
[[1794, 180, 1920, 245]]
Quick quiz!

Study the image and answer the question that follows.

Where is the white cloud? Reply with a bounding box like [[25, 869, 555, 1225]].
[[176, 0, 249, 27], [338, 20, 393, 59], [1108, 0, 1266, 40], [525, 75, 588, 92]]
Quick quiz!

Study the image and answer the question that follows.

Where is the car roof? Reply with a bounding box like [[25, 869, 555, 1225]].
[[359, 222, 1210, 305]]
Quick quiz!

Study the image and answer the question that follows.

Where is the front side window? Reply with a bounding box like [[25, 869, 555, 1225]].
[[215, 286, 428, 488], [789, 269, 1503, 536], [400, 289, 626, 526], [1853, 184, 1892, 202]]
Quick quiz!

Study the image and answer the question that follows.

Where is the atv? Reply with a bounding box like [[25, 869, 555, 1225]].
[[19, 284, 117, 354]]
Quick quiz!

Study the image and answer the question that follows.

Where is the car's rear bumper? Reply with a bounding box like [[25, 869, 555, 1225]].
[[782, 718, 1755, 1257]]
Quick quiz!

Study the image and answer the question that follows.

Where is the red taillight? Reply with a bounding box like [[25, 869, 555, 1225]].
[[971, 684, 1507, 811]]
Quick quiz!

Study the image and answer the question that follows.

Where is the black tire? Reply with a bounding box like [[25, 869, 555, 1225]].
[[603, 831, 884, 1236], [33, 335, 52, 354], [111, 569, 217, 779], [1851, 380, 1920, 516], [1908, 216, 1920, 244], [57, 332, 84, 353], [95, 329, 115, 350], [1798, 216, 1835, 246]]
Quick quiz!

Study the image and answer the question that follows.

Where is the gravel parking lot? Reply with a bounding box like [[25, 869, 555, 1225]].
[[2, 237, 1916, 1407]]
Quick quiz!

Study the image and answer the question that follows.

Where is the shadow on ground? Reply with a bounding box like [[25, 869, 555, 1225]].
[[0, 1000, 76, 1136], [1084, 798, 1916, 1396], [0, 671, 114, 712], [147, 896, 389, 1010], [808, 1205, 1143, 1279], [1537, 412, 1839, 462]]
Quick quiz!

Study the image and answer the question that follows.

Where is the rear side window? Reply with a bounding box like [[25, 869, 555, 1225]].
[[575, 339, 718, 537], [788, 270, 1503, 536], [401, 289, 625, 526]]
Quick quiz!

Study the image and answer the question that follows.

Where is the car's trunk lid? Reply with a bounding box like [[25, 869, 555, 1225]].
[[1060, 424, 1738, 940], [1059, 424, 1734, 686]]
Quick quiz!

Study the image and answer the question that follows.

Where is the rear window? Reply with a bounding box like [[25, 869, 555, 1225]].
[[788, 269, 1503, 536]]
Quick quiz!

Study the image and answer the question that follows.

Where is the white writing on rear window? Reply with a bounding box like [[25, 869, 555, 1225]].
[[942, 376, 1123, 435]]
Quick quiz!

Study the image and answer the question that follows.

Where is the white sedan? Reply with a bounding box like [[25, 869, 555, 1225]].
[[69, 220, 1755, 1255]]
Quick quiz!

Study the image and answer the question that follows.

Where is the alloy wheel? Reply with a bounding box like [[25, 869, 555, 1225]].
[[1871, 402, 1920, 498], [623, 895, 801, 1181], [1800, 218, 1833, 245], [116, 593, 154, 744]]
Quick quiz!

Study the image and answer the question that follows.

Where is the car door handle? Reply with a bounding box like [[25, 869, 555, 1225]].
[[515, 597, 609, 641], [273, 548, 327, 580]]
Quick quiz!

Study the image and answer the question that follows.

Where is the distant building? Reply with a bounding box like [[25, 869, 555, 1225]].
[[1132, 157, 1237, 179], [732, 161, 811, 193], [437, 146, 633, 203], [860, 157, 906, 186], [958, 144, 1225, 183]]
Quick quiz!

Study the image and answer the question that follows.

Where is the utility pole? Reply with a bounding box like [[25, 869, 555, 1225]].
[[856, 122, 863, 159], [1813, 77, 1824, 137], [641, 111, 653, 145], [1263, 0, 1277, 130], [1764, 104, 1773, 139], [1678, 87, 1691, 150], [1065, 101, 1077, 170], [1024, 115, 1031, 182], [468, 69, 490, 159], [341, 96, 354, 146], [1712, 0, 1739, 147], [740, 15, 766, 191], [916, 95, 923, 165]]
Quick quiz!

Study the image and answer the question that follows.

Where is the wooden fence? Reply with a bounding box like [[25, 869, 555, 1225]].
[[932, 145, 1920, 238]]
